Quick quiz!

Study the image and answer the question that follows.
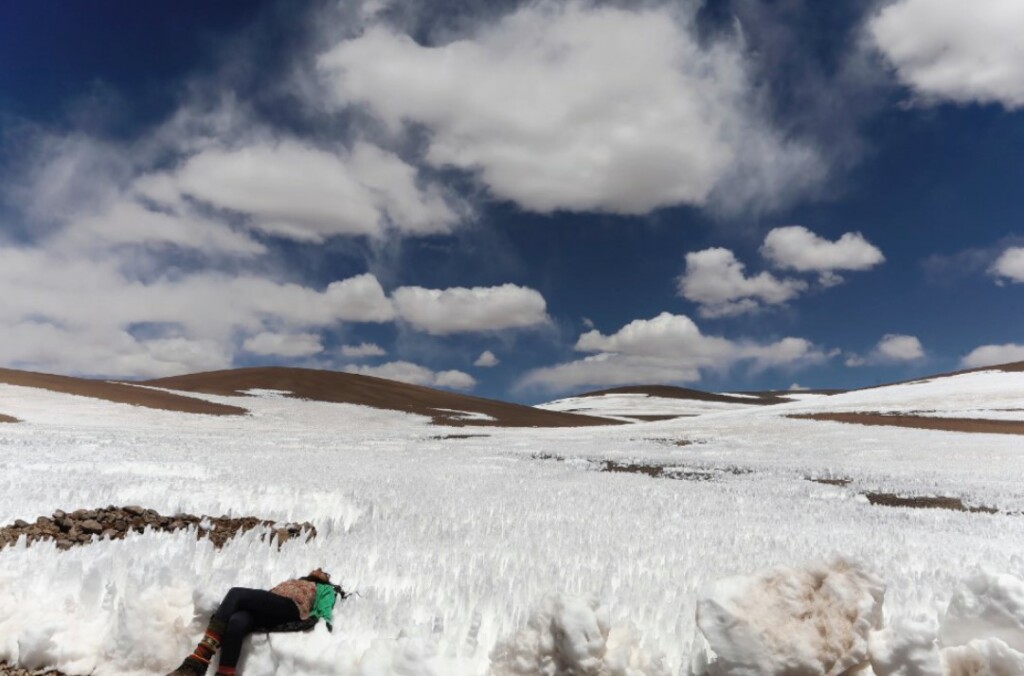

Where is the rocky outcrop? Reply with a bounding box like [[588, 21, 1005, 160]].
[[0, 505, 316, 551]]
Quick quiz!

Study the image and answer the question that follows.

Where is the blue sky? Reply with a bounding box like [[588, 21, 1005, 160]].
[[1, 0, 1022, 402]]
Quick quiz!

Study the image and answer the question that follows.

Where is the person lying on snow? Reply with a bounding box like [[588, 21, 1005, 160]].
[[167, 567, 347, 676]]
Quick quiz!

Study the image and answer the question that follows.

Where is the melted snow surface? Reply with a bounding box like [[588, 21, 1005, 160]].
[[1, 370, 1024, 675]]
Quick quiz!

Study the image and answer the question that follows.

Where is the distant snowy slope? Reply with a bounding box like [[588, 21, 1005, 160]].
[[0, 367, 246, 416], [536, 392, 759, 421], [781, 368, 1024, 421], [0, 367, 616, 429], [146, 367, 615, 428], [537, 384, 787, 421]]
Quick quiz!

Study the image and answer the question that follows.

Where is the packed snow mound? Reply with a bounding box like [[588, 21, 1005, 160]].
[[488, 594, 669, 676], [868, 615, 943, 676], [939, 570, 1024, 653], [693, 556, 885, 675], [941, 637, 1024, 675]]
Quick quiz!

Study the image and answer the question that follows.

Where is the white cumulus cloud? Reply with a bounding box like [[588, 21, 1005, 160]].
[[344, 361, 476, 390], [961, 344, 1024, 369], [318, 1, 822, 215], [760, 226, 884, 285], [60, 199, 266, 256], [392, 284, 550, 335], [242, 332, 324, 358], [0, 245, 394, 377], [875, 334, 925, 361], [519, 312, 830, 392], [989, 247, 1024, 284], [474, 350, 499, 367], [340, 342, 387, 358], [870, 0, 1024, 109], [677, 248, 807, 318], [846, 333, 924, 367], [144, 139, 459, 242]]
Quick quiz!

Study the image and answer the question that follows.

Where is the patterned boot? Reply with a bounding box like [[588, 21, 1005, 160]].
[[167, 617, 227, 675]]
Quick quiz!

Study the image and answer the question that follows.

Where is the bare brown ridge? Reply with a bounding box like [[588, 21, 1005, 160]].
[[572, 384, 789, 405], [145, 367, 618, 427], [0, 368, 247, 416], [789, 412, 1024, 436], [0, 413, 18, 423]]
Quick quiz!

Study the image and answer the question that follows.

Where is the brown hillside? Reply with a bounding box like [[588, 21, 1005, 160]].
[[145, 367, 617, 427], [0, 414, 18, 423], [789, 412, 1024, 436], [573, 384, 788, 405], [0, 368, 247, 416]]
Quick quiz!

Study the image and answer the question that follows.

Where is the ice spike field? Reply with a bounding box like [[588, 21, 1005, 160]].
[[2, 367, 1024, 675]]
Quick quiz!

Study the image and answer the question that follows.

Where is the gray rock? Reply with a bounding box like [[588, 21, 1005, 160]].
[[80, 519, 103, 534]]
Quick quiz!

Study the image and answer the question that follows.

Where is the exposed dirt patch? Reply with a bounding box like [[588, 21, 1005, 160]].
[[146, 367, 618, 428], [601, 460, 750, 481], [0, 413, 18, 423], [808, 477, 853, 487], [745, 388, 846, 397], [788, 412, 1024, 435], [429, 434, 491, 440], [0, 368, 247, 417], [642, 437, 705, 447], [573, 384, 788, 405], [864, 492, 998, 514], [603, 460, 666, 478], [804, 478, 1001, 513], [0, 662, 67, 675], [0, 506, 315, 552]]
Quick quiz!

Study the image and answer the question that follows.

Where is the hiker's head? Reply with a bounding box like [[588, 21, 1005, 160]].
[[308, 568, 331, 583]]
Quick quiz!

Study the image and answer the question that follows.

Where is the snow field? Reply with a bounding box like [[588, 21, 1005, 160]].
[[1, 377, 1024, 674], [537, 393, 756, 420]]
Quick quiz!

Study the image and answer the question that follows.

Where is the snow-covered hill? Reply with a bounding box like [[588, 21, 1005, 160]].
[[1, 365, 1023, 675]]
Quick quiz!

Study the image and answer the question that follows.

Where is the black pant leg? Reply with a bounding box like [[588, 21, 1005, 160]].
[[214, 588, 301, 668], [213, 587, 264, 623], [219, 610, 255, 668], [234, 589, 301, 627]]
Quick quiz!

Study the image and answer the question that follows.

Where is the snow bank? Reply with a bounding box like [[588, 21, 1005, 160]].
[[693, 563, 1024, 676], [869, 615, 943, 675], [939, 570, 1024, 653], [488, 594, 669, 676], [941, 637, 1024, 674], [693, 557, 884, 675]]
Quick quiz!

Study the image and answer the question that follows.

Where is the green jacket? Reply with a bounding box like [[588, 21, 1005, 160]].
[[310, 582, 336, 629]]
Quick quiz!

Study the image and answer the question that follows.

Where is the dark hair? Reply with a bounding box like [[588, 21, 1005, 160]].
[[300, 575, 349, 599]]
